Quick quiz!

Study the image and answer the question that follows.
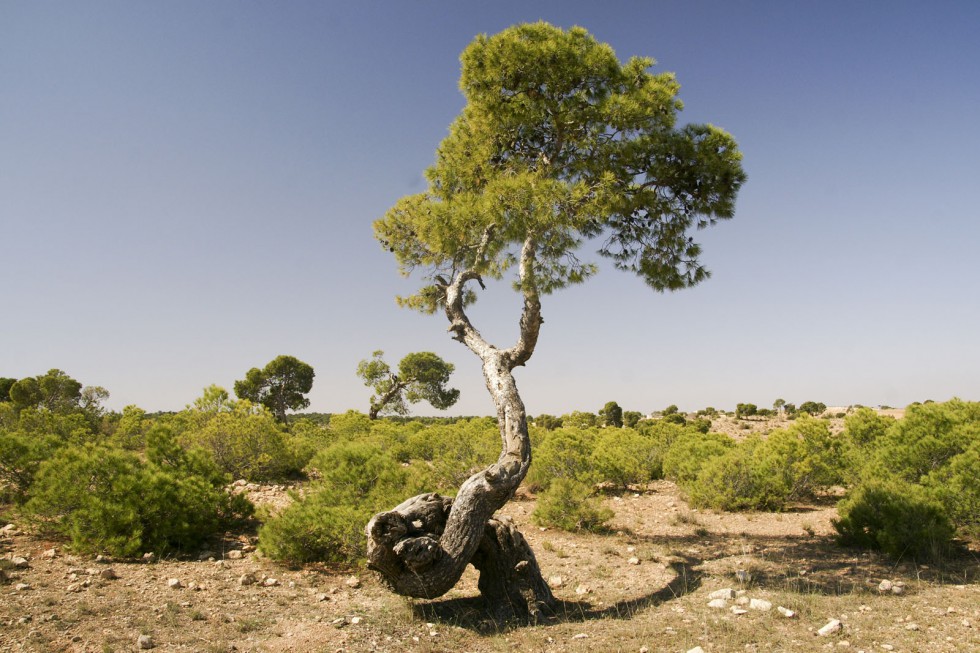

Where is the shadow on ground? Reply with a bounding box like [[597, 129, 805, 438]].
[[410, 555, 703, 634]]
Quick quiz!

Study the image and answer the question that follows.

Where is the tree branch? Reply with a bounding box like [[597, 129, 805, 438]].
[[504, 237, 542, 369]]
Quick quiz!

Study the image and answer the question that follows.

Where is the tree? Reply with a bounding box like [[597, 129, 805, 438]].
[[0, 378, 15, 402], [233, 355, 315, 422], [9, 369, 83, 412], [623, 410, 643, 428], [798, 400, 827, 416], [735, 403, 757, 419], [357, 350, 460, 419], [367, 22, 744, 621], [773, 398, 786, 414], [599, 401, 623, 428]]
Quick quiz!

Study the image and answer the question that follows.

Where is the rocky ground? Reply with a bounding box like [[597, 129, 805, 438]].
[[2, 473, 977, 653]]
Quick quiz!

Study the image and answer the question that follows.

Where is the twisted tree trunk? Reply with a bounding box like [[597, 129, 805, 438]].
[[366, 235, 554, 622]]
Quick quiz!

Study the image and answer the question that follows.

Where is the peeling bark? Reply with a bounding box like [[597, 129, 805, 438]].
[[366, 234, 554, 621]]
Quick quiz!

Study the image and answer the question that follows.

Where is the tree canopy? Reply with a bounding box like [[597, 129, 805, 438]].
[[357, 350, 460, 419], [375, 22, 745, 313], [233, 355, 315, 422]]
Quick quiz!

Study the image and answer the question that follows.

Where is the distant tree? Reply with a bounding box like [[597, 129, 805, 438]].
[[798, 401, 827, 416], [697, 406, 719, 418], [234, 355, 315, 422], [662, 404, 679, 416], [623, 411, 643, 429], [9, 369, 83, 412], [0, 378, 15, 402], [562, 411, 599, 429], [192, 385, 235, 413], [599, 401, 624, 428], [773, 398, 786, 414], [532, 414, 563, 430], [735, 403, 758, 419], [784, 402, 797, 417], [357, 350, 459, 419]]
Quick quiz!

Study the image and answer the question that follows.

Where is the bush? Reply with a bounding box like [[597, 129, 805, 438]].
[[0, 431, 62, 502], [258, 491, 370, 564], [525, 427, 596, 491], [686, 437, 788, 511], [834, 480, 955, 561], [591, 428, 660, 490], [532, 478, 612, 532], [662, 430, 734, 486], [23, 432, 251, 557], [262, 439, 429, 565], [180, 403, 297, 481]]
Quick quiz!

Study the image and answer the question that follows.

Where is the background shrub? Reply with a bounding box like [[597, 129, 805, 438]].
[[662, 430, 734, 486], [834, 479, 954, 561], [23, 431, 251, 557], [532, 478, 612, 532]]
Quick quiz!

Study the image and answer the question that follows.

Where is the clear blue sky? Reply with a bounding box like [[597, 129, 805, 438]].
[[3, 1, 979, 416]]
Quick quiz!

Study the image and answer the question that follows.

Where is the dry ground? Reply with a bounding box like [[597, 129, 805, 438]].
[[2, 473, 977, 653]]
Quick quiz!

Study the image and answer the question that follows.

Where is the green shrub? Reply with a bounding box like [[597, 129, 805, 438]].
[[834, 479, 955, 561], [686, 437, 788, 511], [23, 432, 251, 557], [258, 491, 369, 564], [762, 417, 846, 501], [525, 427, 597, 491], [180, 403, 297, 481], [591, 428, 660, 490], [924, 439, 980, 537], [532, 478, 612, 532], [662, 430, 734, 486], [262, 439, 429, 565], [0, 430, 62, 502]]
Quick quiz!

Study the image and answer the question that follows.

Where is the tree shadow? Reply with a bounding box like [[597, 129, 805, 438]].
[[409, 554, 703, 634]]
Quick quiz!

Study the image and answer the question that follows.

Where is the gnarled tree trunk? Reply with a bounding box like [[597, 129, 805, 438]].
[[366, 236, 554, 622]]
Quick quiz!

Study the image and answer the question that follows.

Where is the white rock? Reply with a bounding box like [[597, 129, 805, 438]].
[[749, 598, 773, 611], [881, 645, 895, 651], [11, 556, 29, 568], [575, 584, 591, 595], [263, 577, 279, 587], [350, 616, 362, 624], [731, 607, 748, 615], [142, 553, 156, 563], [345, 575, 361, 588], [905, 622, 919, 631], [167, 578, 183, 589], [777, 606, 796, 618], [239, 573, 257, 586], [571, 633, 589, 640], [137, 634, 155, 649], [549, 575, 564, 588], [708, 588, 736, 600], [226, 550, 243, 560], [42, 548, 57, 559], [627, 557, 640, 565], [707, 599, 728, 609], [817, 619, 842, 636], [15, 583, 31, 591], [891, 582, 906, 595], [877, 580, 893, 593], [687, 647, 706, 653]]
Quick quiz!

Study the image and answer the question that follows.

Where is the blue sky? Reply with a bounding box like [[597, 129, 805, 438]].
[[3, 1, 979, 416]]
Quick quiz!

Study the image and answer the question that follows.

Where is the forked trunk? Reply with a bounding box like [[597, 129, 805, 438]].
[[365, 235, 554, 622]]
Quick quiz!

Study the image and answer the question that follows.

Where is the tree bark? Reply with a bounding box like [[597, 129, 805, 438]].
[[366, 234, 554, 622]]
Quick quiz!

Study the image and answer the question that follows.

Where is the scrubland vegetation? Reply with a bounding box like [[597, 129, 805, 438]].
[[2, 369, 977, 567]]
